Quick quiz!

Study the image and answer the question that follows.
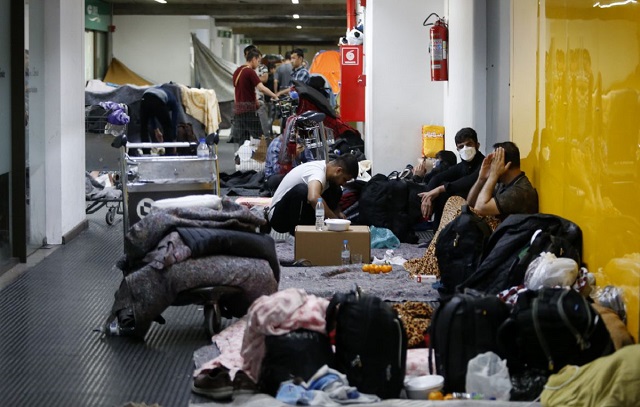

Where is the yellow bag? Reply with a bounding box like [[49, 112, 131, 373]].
[[422, 125, 445, 158]]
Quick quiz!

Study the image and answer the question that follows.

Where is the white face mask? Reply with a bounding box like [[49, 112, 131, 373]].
[[459, 146, 477, 162]]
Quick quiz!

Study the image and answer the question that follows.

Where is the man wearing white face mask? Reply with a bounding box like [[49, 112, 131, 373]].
[[415, 127, 485, 229]]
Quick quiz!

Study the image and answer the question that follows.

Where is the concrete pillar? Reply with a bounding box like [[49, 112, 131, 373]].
[[443, 0, 487, 153], [43, 0, 86, 243]]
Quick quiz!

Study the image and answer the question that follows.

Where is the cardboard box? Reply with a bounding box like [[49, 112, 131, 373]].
[[295, 225, 371, 266]]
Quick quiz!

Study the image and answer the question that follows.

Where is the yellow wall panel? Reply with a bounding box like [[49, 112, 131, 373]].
[[515, 0, 640, 340]]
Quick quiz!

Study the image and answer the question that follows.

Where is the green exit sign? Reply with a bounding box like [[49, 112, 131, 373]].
[[239, 38, 253, 45], [217, 30, 232, 38]]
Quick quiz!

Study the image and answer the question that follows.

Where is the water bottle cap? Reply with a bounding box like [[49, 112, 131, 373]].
[[199, 138, 205, 142], [343, 240, 348, 244], [317, 198, 322, 202]]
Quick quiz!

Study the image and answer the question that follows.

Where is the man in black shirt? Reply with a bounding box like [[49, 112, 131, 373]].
[[417, 127, 485, 229]]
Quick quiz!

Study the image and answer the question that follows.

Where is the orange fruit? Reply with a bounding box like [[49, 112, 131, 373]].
[[382, 264, 392, 273], [362, 264, 371, 272], [443, 393, 455, 400], [428, 391, 444, 400]]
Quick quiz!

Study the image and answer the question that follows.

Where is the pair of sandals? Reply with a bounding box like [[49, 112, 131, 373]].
[[388, 164, 414, 180]]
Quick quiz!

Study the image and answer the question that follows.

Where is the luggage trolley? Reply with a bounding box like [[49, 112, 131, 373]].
[[112, 134, 220, 234], [112, 136, 232, 336], [85, 104, 127, 225]]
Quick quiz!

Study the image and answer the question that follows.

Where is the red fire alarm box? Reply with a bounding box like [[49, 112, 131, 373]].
[[340, 45, 365, 122]]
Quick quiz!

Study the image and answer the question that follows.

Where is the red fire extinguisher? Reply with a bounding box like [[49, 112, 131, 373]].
[[424, 13, 448, 81]]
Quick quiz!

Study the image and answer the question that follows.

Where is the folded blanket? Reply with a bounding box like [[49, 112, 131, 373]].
[[177, 227, 280, 282], [123, 198, 265, 269]]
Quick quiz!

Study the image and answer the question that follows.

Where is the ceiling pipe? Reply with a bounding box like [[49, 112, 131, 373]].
[[346, 0, 356, 30]]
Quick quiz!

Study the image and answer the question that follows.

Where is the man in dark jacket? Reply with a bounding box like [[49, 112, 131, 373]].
[[417, 127, 485, 229]]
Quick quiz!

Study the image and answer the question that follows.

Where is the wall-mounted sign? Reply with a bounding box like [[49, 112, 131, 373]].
[[217, 30, 232, 39], [239, 38, 253, 45], [85, 0, 111, 32]]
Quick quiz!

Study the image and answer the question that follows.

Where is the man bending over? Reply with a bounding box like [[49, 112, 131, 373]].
[[268, 154, 359, 235]]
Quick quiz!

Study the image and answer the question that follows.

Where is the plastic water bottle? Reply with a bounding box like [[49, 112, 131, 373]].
[[341, 240, 350, 265], [315, 198, 324, 231], [197, 138, 209, 158]]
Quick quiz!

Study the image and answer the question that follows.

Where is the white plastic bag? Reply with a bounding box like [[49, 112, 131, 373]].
[[524, 252, 579, 289], [466, 352, 512, 401], [372, 249, 406, 266]]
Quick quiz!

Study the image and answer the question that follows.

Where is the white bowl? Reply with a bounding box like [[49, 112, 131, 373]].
[[404, 375, 444, 400], [324, 219, 351, 231]]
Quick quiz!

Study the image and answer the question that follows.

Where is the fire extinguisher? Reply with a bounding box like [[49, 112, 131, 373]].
[[423, 13, 448, 81]]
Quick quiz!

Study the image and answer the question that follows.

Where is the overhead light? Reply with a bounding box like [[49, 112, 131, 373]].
[[296, 25, 302, 29], [293, 14, 300, 19], [154, 0, 167, 3], [292, 0, 299, 4], [593, 0, 636, 8]]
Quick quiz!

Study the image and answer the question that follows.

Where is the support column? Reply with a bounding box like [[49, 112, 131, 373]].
[[43, 0, 86, 244], [443, 0, 487, 152]]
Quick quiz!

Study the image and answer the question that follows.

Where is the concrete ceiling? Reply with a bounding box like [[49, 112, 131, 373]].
[[103, 0, 349, 45]]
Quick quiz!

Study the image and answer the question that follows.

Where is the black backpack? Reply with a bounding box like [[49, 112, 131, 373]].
[[325, 287, 407, 399], [497, 288, 614, 374], [258, 329, 335, 396], [460, 214, 583, 294], [429, 290, 510, 393], [435, 206, 493, 295], [358, 174, 416, 243]]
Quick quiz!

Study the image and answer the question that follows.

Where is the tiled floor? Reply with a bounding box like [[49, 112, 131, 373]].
[[0, 208, 213, 406]]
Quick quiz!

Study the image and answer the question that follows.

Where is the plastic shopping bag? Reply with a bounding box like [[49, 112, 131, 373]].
[[370, 226, 401, 249], [465, 352, 512, 401], [524, 252, 578, 290], [421, 125, 445, 158]]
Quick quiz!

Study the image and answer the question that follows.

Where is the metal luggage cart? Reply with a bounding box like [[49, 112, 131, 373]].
[[85, 104, 126, 225], [113, 135, 227, 336], [112, 135, 220, 235], [283, 110, 334, 163]]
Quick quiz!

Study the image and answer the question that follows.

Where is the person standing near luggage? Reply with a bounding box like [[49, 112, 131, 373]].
[[139, 85, 180, 144], [230, 48, 277, 145], [466, 141, 538, 218], [273, 51, 293, 93], [275, 48, 310, 98], [268, 154, 359, 235]]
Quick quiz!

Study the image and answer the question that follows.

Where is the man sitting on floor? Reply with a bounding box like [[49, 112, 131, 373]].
[[416, 127, 485, 230], [467, 141, 538, 217], [268, 154, 359, 235]]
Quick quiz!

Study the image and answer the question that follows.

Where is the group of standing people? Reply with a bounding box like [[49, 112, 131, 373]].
[[230, 46, 311, 145]]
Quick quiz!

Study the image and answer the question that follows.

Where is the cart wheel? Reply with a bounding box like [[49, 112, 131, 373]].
[[203, 303, 222, 337], [105, 207, 116, 225]]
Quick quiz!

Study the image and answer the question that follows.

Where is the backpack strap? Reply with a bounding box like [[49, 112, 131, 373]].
[[234, 66, 250, 87], [556, 290, 594, 351], [325, 292, 350, 334], [532, 294, 555, 371]]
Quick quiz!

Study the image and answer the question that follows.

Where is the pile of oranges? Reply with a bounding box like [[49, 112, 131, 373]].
[[361, 263, 393, 273]]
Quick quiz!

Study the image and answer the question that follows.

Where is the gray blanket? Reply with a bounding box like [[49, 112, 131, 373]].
[[109, 199, 275, 337], [122, 199, 265, 270], [276, 241, 439, 303], [112, 255, 277, 337]]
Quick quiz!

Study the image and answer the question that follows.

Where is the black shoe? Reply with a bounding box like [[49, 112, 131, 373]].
[[232, 370, 258, 397], [259, 206, 271, 234], [192, 367, 233, 400]]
